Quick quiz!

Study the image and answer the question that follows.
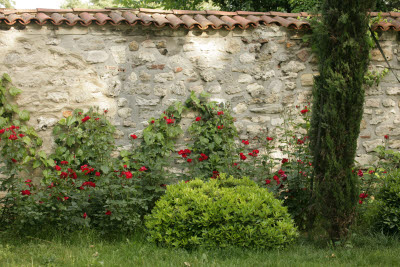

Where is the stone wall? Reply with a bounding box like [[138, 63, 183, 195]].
[[0, 23, 399, 166]]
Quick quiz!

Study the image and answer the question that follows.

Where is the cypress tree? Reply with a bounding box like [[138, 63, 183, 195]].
[[309, 0, 376, 241]]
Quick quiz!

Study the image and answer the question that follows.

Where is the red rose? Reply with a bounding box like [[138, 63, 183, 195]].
[[130, 134, 137, 139], [81, 116, 91, 123], [55, 165, 61, 171], [60, 161, 69, 165], [125, 171, 133, 179], [217, 125, 224, 130], [105, 210, 112, 216], [358, 200, 363, 204], [301, 109, 309, 114], [83, 212, 87, 219], [19, 134, 25, 138], [11, 158, 17, 163], [239, 153, 247, 160], [139, 166, 147, 172], [64, 196, 69, 200], [357, 170, 363, 177], [187, 158, 192, 163], [0, 129, 5, 134], [95, 172, 101, 177], [384, 135, 389, 139], [195, 117, 201, 121], [242, 140, 249, 145], [151, 120, 155, 124], [217, 111, 224, 115], [265, 179, 271, 185], [266, 137, 273, 141], [282, 158, 289, 164], [104, 109, 109, 113], [21, 190, 31, 196]]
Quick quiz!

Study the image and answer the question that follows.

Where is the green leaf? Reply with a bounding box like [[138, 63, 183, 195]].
[[66, 136, 75, 146], [32, 160, 42, 169], [46, 159, 55, 167], [9, 86, 22, 96], [2, 73, 11, 82], [22, 136, 31, 145], [18, 110, 30, 121], [100, 165, 110, 174], [38, 151, 47, 159], [58, 118, 67, 126]]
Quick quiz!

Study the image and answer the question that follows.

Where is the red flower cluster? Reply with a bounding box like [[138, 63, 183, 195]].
[[217, 111, 224, 115], [211, 170, 220, 179], [105, 210, 112, 216], [248, 149, 259, 157], [368, 170, 375, 174], [81, 165, 95, 175], [195, 117, 201, 121], [265, 179, 271, 185], [163, 116, 175, 124], [266, 137, 273, 141], [199, 153, 208, 162], [359, 192, 369, 204], [11, 158, 17, 163], [25, 179, 32, 187], [384, 135, 389, 139], [242, 140, 249, 145], [273, 175, 280, 185], [67, 168, 77, 179], [21, 190, 31, 196], [187, 158, 192, 163], [60, 161, 69, 165], [217, 125, 224, 130], [81, 116, 91, 123], [139, 166, 148, 172], [80, 181, 96, 190], [239, 153, 247, 160], [55, 165, 62, 171], [282, 158, 289, 164], [357, 170, 363, 177], [121, 171, 133, 179], [130, 134, 137, 139], [178, 149, 191, 158], [301, 108, 309, 114]]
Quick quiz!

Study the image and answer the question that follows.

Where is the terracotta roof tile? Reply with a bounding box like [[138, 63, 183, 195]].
[[0, 8, 397, 31]]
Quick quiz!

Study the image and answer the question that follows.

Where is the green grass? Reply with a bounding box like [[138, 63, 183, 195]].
[[0, 231, 399, 267]]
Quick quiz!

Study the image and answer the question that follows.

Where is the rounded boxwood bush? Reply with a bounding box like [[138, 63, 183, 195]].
[[375, 170, 400, 234], [145, 174, 298, 249]]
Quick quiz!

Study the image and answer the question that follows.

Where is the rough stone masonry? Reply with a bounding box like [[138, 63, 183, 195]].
[[0, 22, 399, 167]]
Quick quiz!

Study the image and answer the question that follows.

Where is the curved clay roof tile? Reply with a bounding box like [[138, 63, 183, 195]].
[[232, 15, 256, 29], [109, 12, 127, 25], [152, 13, 170, 27], [121, 11, 140, 25], [137, 13, 154, 26], [50, 13, 68, 25], [165, 14, 185, 29], [206, 15, 227, 29], [260, 15, 280, 25], [64, 13, 82, 26], [4, 13, 19, 25], [19, 13, 35, 25], [220, 15, 240, 29], [246, 15, 264, 24], [93, 12, 112, 25], [193, 14, 213, 29], [180, 15, 200, 29], [287, 17, 310, 29], [35, 13, 52, 25], [79, 12, 96, 26], [273, 16, 298, 29], [386, 17, 400, 31]]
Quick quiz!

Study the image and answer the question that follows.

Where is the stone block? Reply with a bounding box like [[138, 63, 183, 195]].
[[86, 50, 109, 63], [301, 73, 316, 87], [200, 69, 216, 82], [387, 87, 400, 95], [117, 98, 128, 107], [239, 53, 256, 64], [233, 103, 247, 114], [129, 41, 139, 51], [154, 72, 175, 83], [238, 74, 253, 83], [365, 98, 380, 108], [282, 61, 306, 73], [247, 83, 264, 97], [382, 99, 395, 107], [117, 108, 132, 119], [363, 139, 384, 152], [136, 96, 160, 106], [225, 39, 242, 54], [371, 48, 393, 61], [110, 46, 126, 64], [250, 104, 282, 114]]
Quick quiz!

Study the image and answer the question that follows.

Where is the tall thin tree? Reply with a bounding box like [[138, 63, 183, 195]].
[[309, 0, 376, 241]]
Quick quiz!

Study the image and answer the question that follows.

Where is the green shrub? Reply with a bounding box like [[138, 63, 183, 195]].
[[375, 170, 400, 234], [145, 174, 298, 249]]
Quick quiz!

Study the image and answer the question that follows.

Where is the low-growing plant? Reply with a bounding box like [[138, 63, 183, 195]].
[[145, 173, 298, 249]]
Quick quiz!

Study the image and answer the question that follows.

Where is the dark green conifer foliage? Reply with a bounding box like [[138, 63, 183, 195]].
[[309, 0, 376, 241]]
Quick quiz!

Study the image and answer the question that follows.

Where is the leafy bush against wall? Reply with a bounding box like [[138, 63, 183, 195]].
[[145, 174, 298, 249], [374, 170, 400, 234]]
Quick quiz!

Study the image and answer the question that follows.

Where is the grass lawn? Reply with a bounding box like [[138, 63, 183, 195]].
[[0, 231, 399, 267]]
